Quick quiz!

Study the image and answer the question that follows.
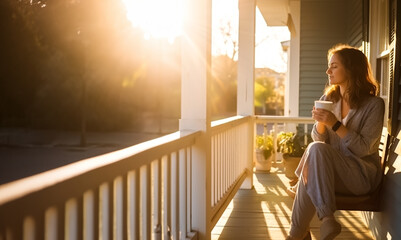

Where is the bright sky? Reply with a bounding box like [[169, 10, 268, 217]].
[[212, 0, 290, 72], [122, 0, 290, 72], [122, 0, 183, 43]]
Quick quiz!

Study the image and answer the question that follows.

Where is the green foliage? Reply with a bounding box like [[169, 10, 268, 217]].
[[0, 0, 181, 131], [254, 75, 284, 115], [255, 134, 274, 159], [277, 127, 312, 157]]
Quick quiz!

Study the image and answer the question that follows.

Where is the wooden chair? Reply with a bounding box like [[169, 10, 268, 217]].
[[335, 127, 389, 211]]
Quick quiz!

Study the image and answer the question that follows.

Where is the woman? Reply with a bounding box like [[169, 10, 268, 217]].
[[286, 44, 385, 240]]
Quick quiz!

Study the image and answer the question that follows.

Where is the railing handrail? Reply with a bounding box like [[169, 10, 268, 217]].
[[254, 115, 315, 124], [211, 115, 251, 134], [0, 115, 319, 239], [0, 115, 303, 205], [0, 130, 200, 206]]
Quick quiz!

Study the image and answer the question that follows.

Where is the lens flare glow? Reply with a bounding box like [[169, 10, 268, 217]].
[[122, 0, 183, 43]]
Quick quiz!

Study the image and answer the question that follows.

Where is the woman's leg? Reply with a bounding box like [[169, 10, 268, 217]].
[[302, 142, 337, 219], [288, 179, 316, 238], [289, 142, 344, 238]]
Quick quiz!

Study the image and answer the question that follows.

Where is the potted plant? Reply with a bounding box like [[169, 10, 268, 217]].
[[277, 127, 312, 182], [255, 134, 274, 172]]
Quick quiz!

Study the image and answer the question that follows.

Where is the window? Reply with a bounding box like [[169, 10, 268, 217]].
[[376, 57, 389, 127], [375, 0, 390, 128], [374, 0, 400, 135], [378, 0, 389, 53]]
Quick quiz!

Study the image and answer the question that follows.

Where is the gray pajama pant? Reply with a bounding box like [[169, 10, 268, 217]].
[[288, 141, 373, 238]]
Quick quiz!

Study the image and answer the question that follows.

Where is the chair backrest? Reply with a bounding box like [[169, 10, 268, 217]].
[[379, 127, 389, 176], [335, 127, 389, 211]]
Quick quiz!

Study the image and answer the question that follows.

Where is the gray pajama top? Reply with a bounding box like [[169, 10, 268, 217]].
[[298, 95, 385, 193]]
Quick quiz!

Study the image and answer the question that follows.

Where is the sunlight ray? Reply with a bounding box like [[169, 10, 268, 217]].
[[122, 0, 183, 42]]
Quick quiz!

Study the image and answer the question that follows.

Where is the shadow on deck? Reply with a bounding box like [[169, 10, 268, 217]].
[[212, 163, 374, 240]]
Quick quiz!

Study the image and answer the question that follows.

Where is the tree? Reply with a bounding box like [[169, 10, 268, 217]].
[[254, 75, 284, 115], [211, 55, 237, 119], [0, 0, 183, 136], [218, 20, 238, 61]]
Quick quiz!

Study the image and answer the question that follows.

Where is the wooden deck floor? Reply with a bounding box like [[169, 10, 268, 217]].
[[212, 165, 374, 240]]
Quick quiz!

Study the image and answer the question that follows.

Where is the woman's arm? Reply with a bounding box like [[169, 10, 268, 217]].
[[311, 121, 328, 142], [313, 108, 349, 138], [311, 105, 337, 142], [341, 97, 385, 157], [311, 95, 334, 141]]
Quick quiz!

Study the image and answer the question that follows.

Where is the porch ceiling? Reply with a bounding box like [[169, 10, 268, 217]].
[[256, 0, 289, 26]]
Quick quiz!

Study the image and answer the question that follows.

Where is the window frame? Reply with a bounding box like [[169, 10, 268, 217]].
[[374, 0, 391, 128]]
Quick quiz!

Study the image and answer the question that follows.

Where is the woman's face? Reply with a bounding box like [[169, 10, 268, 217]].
[[326, 53, 348, 86]]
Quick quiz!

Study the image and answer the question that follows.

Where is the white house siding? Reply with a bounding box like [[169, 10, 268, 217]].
[[299, 0, 347, 116], [299, 0, 364, 117], [346, 0, 363, 47]]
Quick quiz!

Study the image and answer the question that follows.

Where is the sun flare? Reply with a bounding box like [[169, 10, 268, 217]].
[[122, 0, 183, 43]]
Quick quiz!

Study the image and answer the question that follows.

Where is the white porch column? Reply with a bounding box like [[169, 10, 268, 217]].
[[286, 0, 300, 118], [180, 0, 212, 239], [237, 0, 256, 117], [237, 0, 256, 189]]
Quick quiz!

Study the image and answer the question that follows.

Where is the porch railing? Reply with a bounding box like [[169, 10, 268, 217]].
[[0, 131, 201, 240], [210, 116, 253, 227], [254, 116, 315, 162], [0, 115, 313, 240]]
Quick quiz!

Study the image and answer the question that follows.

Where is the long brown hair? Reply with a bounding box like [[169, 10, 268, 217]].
[[324, 44, 379, 109]]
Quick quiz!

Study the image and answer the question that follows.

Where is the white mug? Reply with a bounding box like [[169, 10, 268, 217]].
[[314, 100, 333, 111]]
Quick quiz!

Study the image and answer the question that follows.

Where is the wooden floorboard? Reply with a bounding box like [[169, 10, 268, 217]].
[[211, 165, 374, 240]]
